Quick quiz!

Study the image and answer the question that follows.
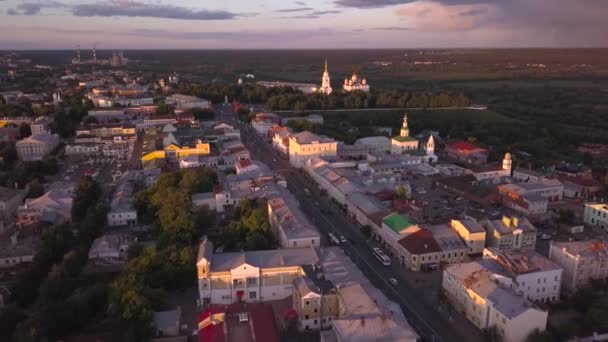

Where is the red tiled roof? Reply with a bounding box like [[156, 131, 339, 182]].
[[198, 303, 279, 342], [447, 141, 486, 152], [237, 159, 252, 169], [398, 229, 441, 254]]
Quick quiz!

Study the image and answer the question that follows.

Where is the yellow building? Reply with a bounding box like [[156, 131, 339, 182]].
[[450, 218, 487, 255], [288, 131, 337, 168]]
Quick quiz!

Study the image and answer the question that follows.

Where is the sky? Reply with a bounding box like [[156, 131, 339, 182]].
[[0, 0, 607, 49]]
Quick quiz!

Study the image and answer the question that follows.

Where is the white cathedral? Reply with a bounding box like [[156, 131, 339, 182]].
[[343, 73, 369, 92]]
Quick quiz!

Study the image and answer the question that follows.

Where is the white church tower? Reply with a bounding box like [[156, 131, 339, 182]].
[[502, 152, 512, 174], [426, 135, 435, 155], [400, 113, 410, 137], [318, 59, 332, 95]]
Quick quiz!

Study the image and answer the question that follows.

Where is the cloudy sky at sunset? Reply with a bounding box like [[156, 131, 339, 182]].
[[0, 0, 607, 49]]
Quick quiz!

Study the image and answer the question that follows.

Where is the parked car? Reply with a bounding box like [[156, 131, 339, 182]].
[[339, 235, 347, 244], [389, 277, 398, 286], [540, 234, 552, 240]]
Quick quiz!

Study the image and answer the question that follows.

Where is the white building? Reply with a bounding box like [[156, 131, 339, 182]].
[[165, 94, 210, 111], [191, 192, 216, 211], [470, 153, 513, 184], [483, 247, 562, 303], [17, 188, 73, 227], [481, 216, 537, 251], [268, 195, 321, 249], [342, 73, 369, 92], [288, 131, 337, 168], [88, 234, 132, 260], [549, 239, 608, 292], [443, 262, 548, 342], [391, 114, 419, 154], [584, 203, 608, 230], [498, 178, 564, 202], [30, 116, 50, 135], [318, 59, 332, 95], [354, 136, 391, 155], [16, 131, 60, 161], [107, 174, 137, 227], [196, 237, 319, 305]]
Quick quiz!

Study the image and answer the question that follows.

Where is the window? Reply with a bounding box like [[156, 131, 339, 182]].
[[306, 300, 310, 305], [314, 319, 318, 324], [305, 315, 309, 319], [249, 291, 256, 299], [314, 309, 318, 313], [246, 277, 257, 286]]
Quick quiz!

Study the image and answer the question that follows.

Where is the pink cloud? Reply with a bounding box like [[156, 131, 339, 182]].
[[396, 1, 493, 31]]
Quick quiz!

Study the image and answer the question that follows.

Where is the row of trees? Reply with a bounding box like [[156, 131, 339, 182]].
[[266, 90, 470, 111], [4, 176, 109, 341], [112, 168, 218, 338]]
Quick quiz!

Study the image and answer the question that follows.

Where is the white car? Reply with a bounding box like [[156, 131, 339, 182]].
[[540, 234, 552, 240], [389, 278, 398, 286], [339, 235, 347, 244]]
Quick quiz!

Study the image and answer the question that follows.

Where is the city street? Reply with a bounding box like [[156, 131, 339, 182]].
[[239, 122, 484, 342]]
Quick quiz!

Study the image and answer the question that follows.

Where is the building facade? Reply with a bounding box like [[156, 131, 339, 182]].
[[549, 239, 608, 292], [482, 216, 537, 251], [288, 131, 337, 168], [584, 203, 608, 230], [443, 262, 548, 342], [196, 237, 319, 305], [16, 132, 60, 161]]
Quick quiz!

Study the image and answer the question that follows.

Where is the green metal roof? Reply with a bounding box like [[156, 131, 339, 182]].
[[392, 135, 418, 143], [383, 212, 414, 233]]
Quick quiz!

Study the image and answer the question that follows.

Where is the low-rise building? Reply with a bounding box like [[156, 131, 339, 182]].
[[16, 131, 60, 161], [584, 203, 608, 230], [268, 194, 321, 249], [498, 179, 563, 203], [445, 140, 489, 165], [483, 247, 562, 303], [198, 302, 280, 342], [397, 224, 467, 272], [17, 188, 73, 227], [293, 267, 338, 331], [549, 239, 608, 292], [196, 237, 319, 305], [165, 94, 210, 111], [354, 136, 391, 155], [288, 131, 338, 168], [443, 262, 548, 342], [88, 234, 133, 260], [107, 174, 137, 227], [450, 218, 486, 255], [482, 216, 537, 251]]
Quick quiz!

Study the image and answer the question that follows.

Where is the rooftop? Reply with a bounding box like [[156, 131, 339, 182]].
[[197, 240, 319, 272], [447, 140, 487, 152], [290, 131, 335, 145], [398, 228, 442, 254], [391, 135, 418, 143], [483, 247, 562, 275], [0, 186, 24, 202], [551, 239, 608, 258], [484, 216, 536, 235], [382, 212, 415, 233]]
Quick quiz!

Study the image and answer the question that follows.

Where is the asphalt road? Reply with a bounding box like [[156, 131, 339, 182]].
[[239, 122, 484, 342]]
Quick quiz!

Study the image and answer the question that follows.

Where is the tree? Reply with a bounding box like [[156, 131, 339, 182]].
[[27, 179, 45, 198], [557, 209, 574, 225], [525, 329, 556, 342], [19, 123, 31, 138], [71, 176, 100, 221]]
